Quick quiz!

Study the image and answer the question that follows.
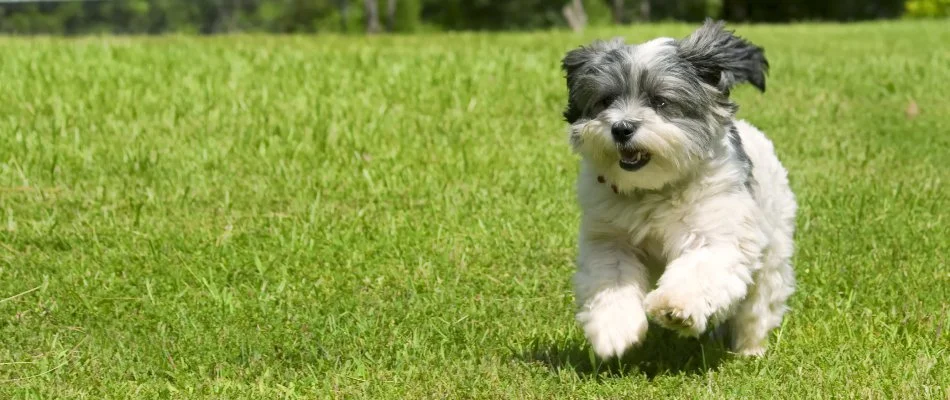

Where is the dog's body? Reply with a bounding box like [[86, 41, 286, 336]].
[[562, 21, 796, 358]]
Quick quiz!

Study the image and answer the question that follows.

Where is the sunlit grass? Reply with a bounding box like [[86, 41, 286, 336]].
[[1, 20, 948, 398]]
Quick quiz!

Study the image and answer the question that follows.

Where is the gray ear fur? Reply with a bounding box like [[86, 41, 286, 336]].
[[561, 38, 625, 123], [677, 19, 769, 95]]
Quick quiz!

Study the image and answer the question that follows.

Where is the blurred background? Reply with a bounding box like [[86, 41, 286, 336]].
[[0, 0, 946, 35]]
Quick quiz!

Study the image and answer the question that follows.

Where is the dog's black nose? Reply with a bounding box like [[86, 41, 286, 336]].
[[611, 121, 639, 142]]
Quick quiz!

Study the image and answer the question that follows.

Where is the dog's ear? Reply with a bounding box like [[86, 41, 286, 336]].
[[561, 38, 625, 123], [677, 19, 768, 95]]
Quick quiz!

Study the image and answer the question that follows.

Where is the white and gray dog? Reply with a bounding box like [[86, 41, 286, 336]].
[[561, 20, 797, 358]]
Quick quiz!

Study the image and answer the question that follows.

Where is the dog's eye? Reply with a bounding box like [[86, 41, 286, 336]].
[[652, 97, 668, 109], [595, 96, 617, 112]]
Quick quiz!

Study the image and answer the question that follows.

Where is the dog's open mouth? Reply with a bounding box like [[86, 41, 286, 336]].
[[618, 148, 651, 171]]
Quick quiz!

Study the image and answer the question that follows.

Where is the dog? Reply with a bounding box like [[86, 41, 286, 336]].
[[561, 20, 797, 358]]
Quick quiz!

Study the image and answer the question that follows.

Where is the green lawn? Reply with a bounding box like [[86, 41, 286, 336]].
[[1, 20, 949, 399]]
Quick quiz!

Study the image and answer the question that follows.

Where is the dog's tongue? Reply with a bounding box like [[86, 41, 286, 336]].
[[618, 148, 651, 171]]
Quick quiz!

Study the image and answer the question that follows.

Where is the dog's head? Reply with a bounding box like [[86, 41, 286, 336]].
[[562, 19, 767, 191]]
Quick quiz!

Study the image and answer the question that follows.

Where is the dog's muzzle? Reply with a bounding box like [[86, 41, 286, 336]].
[[618, 147, 651, 171], [612, 121, 651, 171], [611, 121, 638, 143]]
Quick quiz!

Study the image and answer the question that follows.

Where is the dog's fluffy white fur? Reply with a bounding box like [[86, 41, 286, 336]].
[[561, 20, 797, 358]]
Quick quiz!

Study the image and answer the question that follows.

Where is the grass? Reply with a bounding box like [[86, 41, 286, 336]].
[[1, 20, 948, 399]]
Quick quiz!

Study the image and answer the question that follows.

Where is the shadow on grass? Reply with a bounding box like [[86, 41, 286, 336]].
[[518, 323, 732, 380]]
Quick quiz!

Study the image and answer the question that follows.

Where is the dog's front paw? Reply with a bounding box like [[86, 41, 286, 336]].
[[576, 300, 648, 359], [643, 287, 710, 337], [735, 345, 767, 357]]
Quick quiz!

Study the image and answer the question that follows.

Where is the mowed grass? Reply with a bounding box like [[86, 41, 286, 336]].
[[1, 20, 949, 398]]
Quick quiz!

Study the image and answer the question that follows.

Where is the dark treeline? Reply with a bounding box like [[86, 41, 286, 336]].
[[0, 0, 943, 35]]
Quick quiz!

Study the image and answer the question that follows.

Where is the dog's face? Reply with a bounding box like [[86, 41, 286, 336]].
[[562, 20, 768, 190]]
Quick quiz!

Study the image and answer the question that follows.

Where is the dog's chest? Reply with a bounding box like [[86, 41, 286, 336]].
[[597, 192, 690, 264]]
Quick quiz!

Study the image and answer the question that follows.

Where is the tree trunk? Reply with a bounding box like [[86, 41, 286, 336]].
[[365, 0, 382, 33], [639, 0, 651, 21], [722, 0, 748, 21], [339, 0, 349, 32], [212, 0, 229, 33], [612, 0, 624, 24], [562, 0, 587, 33], [386, 0, 397, 32], [229, 0, 241, 32]]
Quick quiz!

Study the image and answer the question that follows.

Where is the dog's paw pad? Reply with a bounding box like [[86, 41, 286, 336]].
[[650, 305, 698, 333], [643, 290, 707, 337], [661, 310, 694, 329], [735, 346, 767, 357]]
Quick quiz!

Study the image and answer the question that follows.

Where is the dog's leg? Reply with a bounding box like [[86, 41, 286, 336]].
[[642, 195, 770, 339], [728, 243, 796, 356], [573, 229, 651, 359], [643, 244, 755, 338], [643, 245, 753, 337]]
